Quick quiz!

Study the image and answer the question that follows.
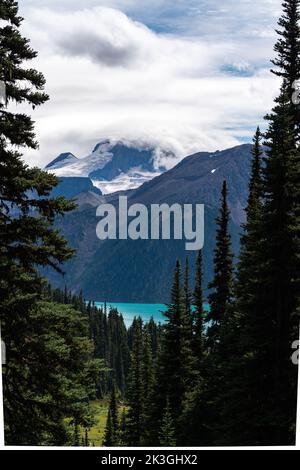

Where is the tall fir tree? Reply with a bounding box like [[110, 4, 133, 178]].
[[184, 257, 192, 325], [118, 408, 127, 446], [226, 0, 300, 445], [0, 0, 74, 296], [182, 186, 234, 446], [125, 317, 144, 446], [248, 127, 263, 216], [193, 250, 205, 362], [140, 325, 155, 445], [73, 423, 80, 447], [84, 429, 89, 448], [206, 181, 234, 356], [159, 398, 176, 447], [261, 0, 299, 444], [271, 0, 300, 136], [106, 309, 130, 395], [235, 126, 264, 338], [103, 410, 114, 447], [141, 326, 154, 406], [145, 260, 197, 445], [103, 386, 119, 447], [217, 128, 264, 445]]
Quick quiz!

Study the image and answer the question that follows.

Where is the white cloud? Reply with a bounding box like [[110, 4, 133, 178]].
[[14, 3, 282, 167], [20, 0, 282, 38]]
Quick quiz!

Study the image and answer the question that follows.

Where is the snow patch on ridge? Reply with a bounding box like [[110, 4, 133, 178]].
[[92, 169, 161, 194]]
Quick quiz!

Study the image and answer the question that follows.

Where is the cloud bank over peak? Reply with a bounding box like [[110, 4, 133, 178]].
[[17, 2, 281, 167]]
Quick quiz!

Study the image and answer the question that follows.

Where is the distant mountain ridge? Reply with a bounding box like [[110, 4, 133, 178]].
[[45, 139, 175, 194], [45, 143, 254, 303], [50, 177, 102, 199], [45, 152, 78, 169]]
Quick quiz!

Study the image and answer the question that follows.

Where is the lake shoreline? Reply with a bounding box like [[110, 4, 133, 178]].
[[89, 301, 209, 327]]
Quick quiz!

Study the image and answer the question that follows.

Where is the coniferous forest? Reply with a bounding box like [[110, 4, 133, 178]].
[[0, 0, 299, 447]]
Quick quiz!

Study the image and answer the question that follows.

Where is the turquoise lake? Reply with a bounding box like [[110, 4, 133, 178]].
[[93, 302, 210, 327]]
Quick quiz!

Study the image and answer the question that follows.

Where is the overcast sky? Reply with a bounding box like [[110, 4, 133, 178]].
[[18, 0, 282, 167]]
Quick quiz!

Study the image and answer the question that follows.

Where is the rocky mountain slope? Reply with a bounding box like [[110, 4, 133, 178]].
[[46, 143, 253, 303], [50, 177, 102, 199]]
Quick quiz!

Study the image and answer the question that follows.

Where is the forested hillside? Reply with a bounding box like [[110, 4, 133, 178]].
[[46, 143, 253, 303]]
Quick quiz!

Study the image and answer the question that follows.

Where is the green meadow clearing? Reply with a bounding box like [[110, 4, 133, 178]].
[[78, 399, 127, 447], [81, 400, 109, 447]]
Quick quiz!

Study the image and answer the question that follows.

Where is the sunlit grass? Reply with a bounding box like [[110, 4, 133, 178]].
[[78, 399, 128, 447], [82, 399, 110, 447]]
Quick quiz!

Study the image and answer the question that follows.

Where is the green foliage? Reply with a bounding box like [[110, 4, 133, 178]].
[[49, 292, 130, 398], [118, 408, 127, 446], [217, 1, 300, 445], [125, 317, 144, 446], [3, 301, 104, 445], [0, 0, 75, 293], [0, 2, 100, 446], [207, 181, 234, 356], [230, 1, 299, 445], [1, 0, 299, 449], [103, 411, 114, 447], [193, 250, 205, 362], [143, 260, 198, 446], [103, 386, 119, 447], [184, 257, 193, 325], [141, 326, 155, 410], [159, 398, 176, 447]]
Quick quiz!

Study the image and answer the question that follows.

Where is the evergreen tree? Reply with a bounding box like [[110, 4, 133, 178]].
[[187, 182, 234, 445], [271, 0, 300, 136], [110, 386, 119, 438], [181, 188, 234, 446], [248, 127, 263, 217], [225, 1, 300, 445], [193, 250, 205, 362], [118, 408, 127, 446], [262, 2, 300, 438], [85, 429, 89, 447], [51, 288, 130, 400], [3, 301, 104, 445], [0, 1, 79, 445], [140, 326, 155, 445], [107, 309, 130, 395], [126, 317, 144, 446], [103, 385, 119, 446], [141, 327, 154, 406], [159, 398, 176, 447], [103, 410, 114, 447], [0, 0, 74, 295], [235, 127, 264, 349], [216, 128, 264, 444], [146, 260, 197, 445], [206, 181, 234, 355], [73, 423, 80, 447], [146, 317, 161, 356], [184, 257, 192, 324], [260, 1, 299, 444]]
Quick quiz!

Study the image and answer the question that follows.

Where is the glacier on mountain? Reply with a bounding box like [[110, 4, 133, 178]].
[[45, 139, 173, 194]]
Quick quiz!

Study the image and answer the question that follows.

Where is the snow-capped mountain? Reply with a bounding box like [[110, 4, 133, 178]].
[[45, 139, 174, 194], [45, 152, 78, 170]]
